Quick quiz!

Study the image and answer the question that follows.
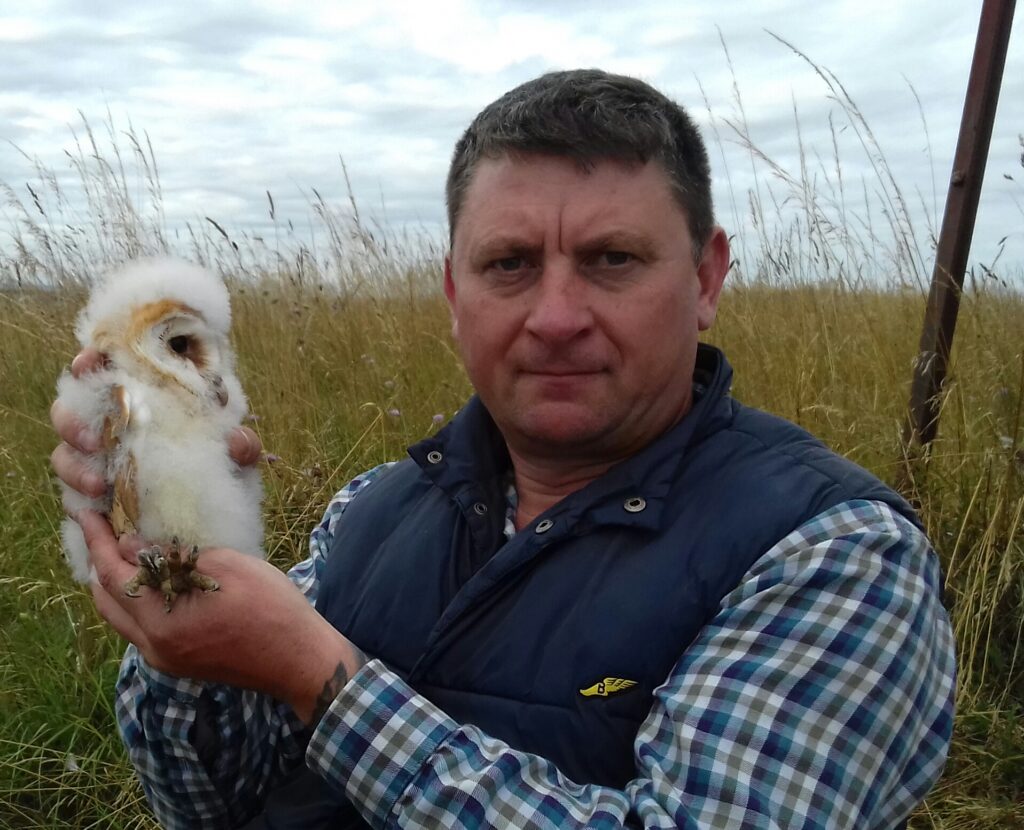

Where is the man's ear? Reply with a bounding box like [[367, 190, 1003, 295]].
[[695, 226, 730, 331], [443, 255, 459, 340]]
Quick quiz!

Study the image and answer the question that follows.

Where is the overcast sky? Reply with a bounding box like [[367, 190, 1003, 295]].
[[2, 0, 1022, 283]]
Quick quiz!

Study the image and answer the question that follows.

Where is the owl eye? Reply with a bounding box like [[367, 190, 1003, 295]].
[[168, 335, 190, 355]]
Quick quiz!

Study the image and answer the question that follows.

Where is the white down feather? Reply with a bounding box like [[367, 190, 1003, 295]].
[[58, 257, 264, 584]]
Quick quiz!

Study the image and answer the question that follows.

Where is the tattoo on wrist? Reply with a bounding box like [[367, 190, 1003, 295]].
[[309, 646, 368, 726]]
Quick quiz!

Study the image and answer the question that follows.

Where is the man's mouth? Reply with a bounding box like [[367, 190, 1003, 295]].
[[520, 364, 605, 376], [522, 370, 604, 381]]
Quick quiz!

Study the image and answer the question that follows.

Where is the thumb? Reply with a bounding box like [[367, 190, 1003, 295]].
[[77, 509, 134, 593], [117, 533, 147, 565]]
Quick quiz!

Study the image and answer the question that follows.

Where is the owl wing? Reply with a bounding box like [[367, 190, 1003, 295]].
[[110, 451, 140, 538], [102, 384, 140, 538], [102, 384, 131, 446]]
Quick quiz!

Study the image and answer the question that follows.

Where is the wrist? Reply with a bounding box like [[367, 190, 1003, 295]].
[[289, 619, 369, 726]]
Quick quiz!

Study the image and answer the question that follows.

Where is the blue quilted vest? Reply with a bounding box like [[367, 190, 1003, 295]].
[[245, 345, 919, 828]]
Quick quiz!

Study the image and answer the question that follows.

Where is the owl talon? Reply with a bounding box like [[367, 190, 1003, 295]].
[[190, 572, 220, 593], [123, 547, 163, 598], [185, 545, 218, 592]]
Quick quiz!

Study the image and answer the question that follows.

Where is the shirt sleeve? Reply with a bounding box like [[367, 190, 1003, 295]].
[[304, 499, 956, 829], [114, 462, 397, 829]]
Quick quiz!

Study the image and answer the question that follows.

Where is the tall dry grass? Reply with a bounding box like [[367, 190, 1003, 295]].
[[1, 67, 1022, 827]]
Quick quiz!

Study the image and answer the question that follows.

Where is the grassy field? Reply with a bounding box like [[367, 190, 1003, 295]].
[[1, 103, 1023, 825], [2, 268, 1022, 827]]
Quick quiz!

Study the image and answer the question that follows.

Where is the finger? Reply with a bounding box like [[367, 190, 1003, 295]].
[[227, 426, 262, 467], [77, 509, 136, 596], [117, 533, 146, 566], [71, 347, 107, 378], [117, 534, 146, 562], [50, 400, 101, 453], [51, 443, 106, 498], [90, 579, 148, 647]]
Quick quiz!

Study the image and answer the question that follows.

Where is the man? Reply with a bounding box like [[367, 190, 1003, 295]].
[[53, 69, 955, 828]]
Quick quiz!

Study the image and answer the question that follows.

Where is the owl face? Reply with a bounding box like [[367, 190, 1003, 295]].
[[148, 306, 230, 407], [94, 299, 231, 408]]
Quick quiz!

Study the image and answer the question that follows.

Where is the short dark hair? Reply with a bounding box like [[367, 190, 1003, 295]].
[[445, 69, 714, 256]]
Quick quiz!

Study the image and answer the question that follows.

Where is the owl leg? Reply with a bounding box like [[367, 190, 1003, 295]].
[[185, 545, 220, 593], [153, 538, 200, 613], [155, 550, 176, 613], [123, 547, 163, 598]]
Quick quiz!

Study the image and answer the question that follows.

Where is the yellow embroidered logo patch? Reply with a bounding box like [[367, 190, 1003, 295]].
[[579, 677, 638, 698]]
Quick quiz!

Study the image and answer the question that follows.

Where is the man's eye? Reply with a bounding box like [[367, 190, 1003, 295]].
[[599, 251, 633, 267], [493, 256, 527, 272]]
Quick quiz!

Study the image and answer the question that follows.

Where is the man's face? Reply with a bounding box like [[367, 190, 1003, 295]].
[[445, 154, 729, 463]]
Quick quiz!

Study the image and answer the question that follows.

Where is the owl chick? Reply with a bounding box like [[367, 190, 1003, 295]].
[[58, 257, 263, 611]]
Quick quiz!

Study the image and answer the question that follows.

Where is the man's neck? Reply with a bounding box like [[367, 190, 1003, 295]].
[[504, 392, 703, 529], [508, 454, 620, 530]]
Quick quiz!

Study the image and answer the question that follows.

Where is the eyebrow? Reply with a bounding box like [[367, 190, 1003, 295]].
[[470, 235, 541, 263], [575, 231, 657, 261], [467, 229, 659, 265]]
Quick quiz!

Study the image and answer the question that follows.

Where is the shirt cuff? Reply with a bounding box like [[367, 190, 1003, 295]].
[[305, 659, 458, 823], [126, 645, 208, 702]]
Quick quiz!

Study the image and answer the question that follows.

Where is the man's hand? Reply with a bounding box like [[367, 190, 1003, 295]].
[[78, 510, 366, 725]]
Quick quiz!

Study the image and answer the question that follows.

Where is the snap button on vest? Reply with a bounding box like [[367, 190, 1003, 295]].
[[426, 450, 443, 464], [535, 519, 554, 534], [473, 502, 488, 515], [624, 496, 647, 513]]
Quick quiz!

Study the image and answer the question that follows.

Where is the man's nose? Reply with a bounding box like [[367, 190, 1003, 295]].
[[523, 263, 594, 343]]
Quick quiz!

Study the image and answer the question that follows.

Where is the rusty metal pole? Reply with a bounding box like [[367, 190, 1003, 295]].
[[904, 0, 1016, 457]]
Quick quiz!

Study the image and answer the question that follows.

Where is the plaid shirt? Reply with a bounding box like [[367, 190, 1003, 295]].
[[116, 463, 955, 829]]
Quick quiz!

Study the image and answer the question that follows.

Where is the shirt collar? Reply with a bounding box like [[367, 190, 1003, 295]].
[[409, 343, 734, 535]]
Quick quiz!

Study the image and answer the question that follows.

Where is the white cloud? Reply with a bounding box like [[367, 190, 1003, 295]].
[[0, 0, 1021, 279]]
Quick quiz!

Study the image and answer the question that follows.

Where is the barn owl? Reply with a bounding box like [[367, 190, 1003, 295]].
[[58, 258, 263, 611]]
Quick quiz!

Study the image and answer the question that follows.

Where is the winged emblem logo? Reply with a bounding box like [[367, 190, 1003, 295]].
[[579, 677, 638, 698]]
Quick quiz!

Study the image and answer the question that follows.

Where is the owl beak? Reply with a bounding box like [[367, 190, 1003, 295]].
[[204, 372, 229, 407]]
